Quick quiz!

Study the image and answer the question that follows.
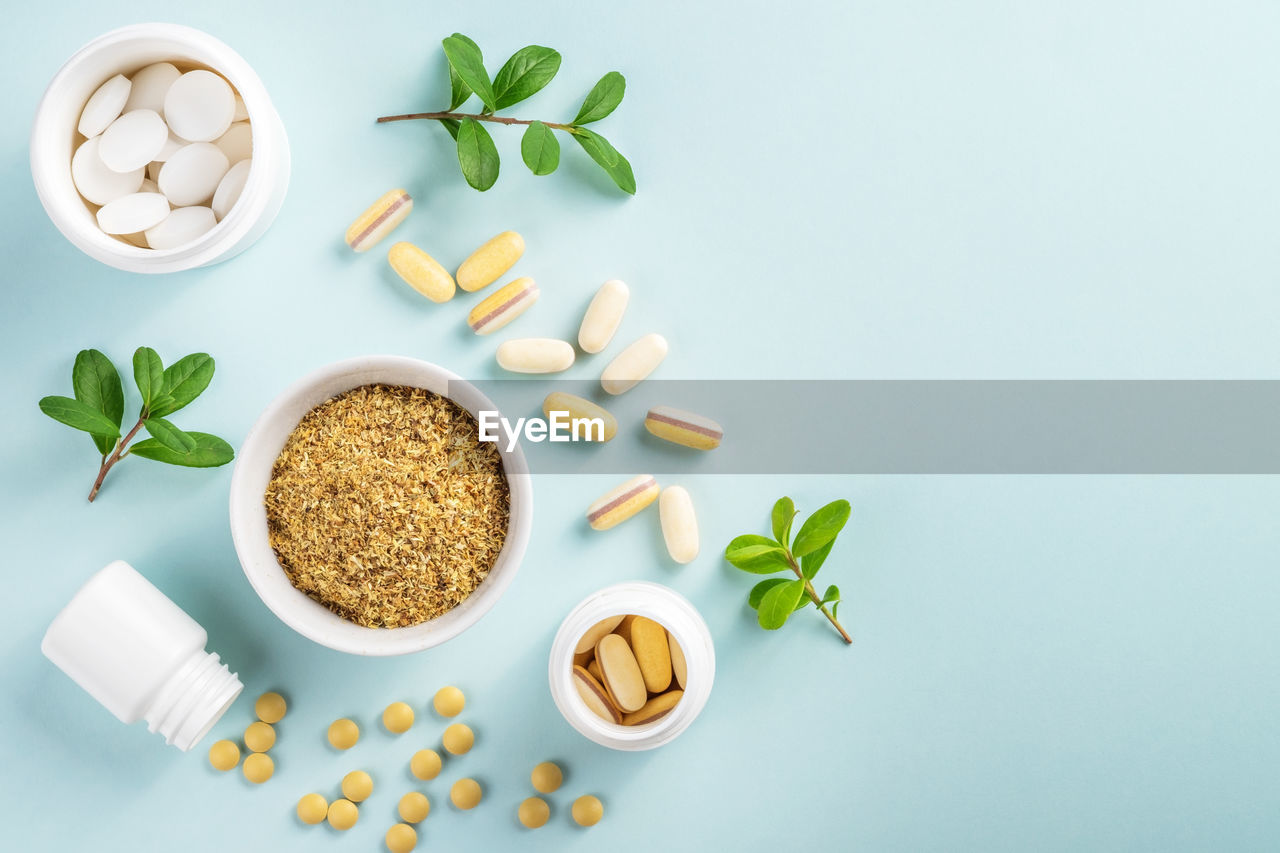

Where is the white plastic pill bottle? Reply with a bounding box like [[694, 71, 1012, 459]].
[[41, 560, 243, 751], [549, 582, 715, 750], [30, 23, 290, 273]]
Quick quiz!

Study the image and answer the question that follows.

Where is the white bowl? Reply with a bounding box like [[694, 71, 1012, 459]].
[[229, 356, 532, 656]]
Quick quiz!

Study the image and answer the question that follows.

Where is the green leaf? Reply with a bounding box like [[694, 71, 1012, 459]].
[[573, 71, 626, 124], [521, 121, 560, 176], [792, 499, 852, 558], [72, 349, 123, 455], [152, 353, 214, 417], [132, 347, 164, 409], [493, 45, 561, 109], [821, 584, 840, 606], [724, 534, 790, 573], [758, 579, 805, 630], [442, 34, 496, 111], [144, 417, 197, 453], [572, 129, 636, 194], [801, 540, 834, 580], [771, 496, 796, 547], [456, 118, 500, 191], [129, 432, 234, 468], [792, 592, 813, 612], [440, 118, 461, 140], [446, 34, 479, 110], [748, 578, 791, 610], [39, 396, 122, 437]]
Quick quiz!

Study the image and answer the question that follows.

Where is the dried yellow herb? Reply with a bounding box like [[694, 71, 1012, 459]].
[[264, 384, 510, 628]]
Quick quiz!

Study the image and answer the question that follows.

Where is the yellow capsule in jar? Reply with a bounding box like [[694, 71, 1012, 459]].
[[541, 392, 616, 442], [456, 230, 524, 291], [388, 242, 456, 303]]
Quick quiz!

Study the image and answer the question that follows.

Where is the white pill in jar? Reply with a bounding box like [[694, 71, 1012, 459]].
[[153, 134, 184, 162], [496, 339, 576, 374], [159, 142, 230, 206], [213, 122, 252, 164], [145, 206, 217, 250], [163, 70, 235, 142], [77, 74, 131, 138], [98, 110, 169, 173], [601, 334, 668, 395], [123, 62, 180, 115], [96, 192, 170, 235], [578, 279, 630, 354], [71, 137, 144, 205], [212, 159, 251, 220]]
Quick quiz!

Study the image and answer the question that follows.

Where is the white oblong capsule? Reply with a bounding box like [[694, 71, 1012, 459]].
[[578, 279, 630, 353], [659, 486, 699, 564], [457, 230, 525, 291], [468, 277, 539, 334], [600, 333, 667, 395], [496, 338, 575, 374]]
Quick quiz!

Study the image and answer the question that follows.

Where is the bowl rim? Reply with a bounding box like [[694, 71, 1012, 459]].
[[228, 355, 532, 655]]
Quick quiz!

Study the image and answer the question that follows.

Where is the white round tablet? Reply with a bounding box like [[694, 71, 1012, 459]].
[[124, 62, 180, 115], [96, 192, 170, 235], [158, 142, 230, 206], [212, 159, 251, 220], [145, 206, 217, 249], [213, 122, 252, 164], [99, 110, 169, 173], [72, 136, 144, 205], [163, 70, 235, 142], [78, 74, 131, 138], [154, 133, 184, 162]]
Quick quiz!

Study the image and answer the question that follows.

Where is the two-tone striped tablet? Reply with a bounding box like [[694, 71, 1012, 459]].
[[644, 406, 723, 450], [345, 188, 412, 252], [586, 474, 660, 530], [467, 277, 539, 334]]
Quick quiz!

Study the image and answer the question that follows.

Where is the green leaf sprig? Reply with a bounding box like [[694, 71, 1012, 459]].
[[376, 34, 634, 194], [38, 347, 235, 502], [725, 497, 853, 644]]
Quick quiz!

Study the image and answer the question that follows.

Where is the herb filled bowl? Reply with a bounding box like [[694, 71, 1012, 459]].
[[229, 356, 532, 655]]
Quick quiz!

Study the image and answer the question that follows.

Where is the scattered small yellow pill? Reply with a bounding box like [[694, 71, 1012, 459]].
[[541, 392, 617, 442], [456, 230, 524, 291], [432, 686, 465, 718], [341, 770, 374, 803], [450, 777, 482, 810], [410, 749, 442, 780], [530, 761, 563, 794], [244, 721, 275, 752], [208, 739, 240, 771], [296, 793, 328, 825], [385, 822, 418, 853], [398, 791, 430, 823], [388, 241, 456, 303], [346, 188, 412, 252], [467, 276, 539, 334], [243, 752, 274, 784], [255, 691, 287, 724], [328, 718, 359, 750], [572, 795, 604, 827], [327, 798, 359, 831], [518, 796, 550, 829], [442, 723, 474, 755], [586, 474, 660, 531], [382, 701, 414, 734]]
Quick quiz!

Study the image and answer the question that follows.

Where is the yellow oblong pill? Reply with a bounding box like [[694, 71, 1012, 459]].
[[468, 276, 539, 334], [346, 189, 412, 252], [541, 392, 616, 441], [586, 474, 659, 530], [457, 230, 524, 291], [389, 242, 456, 303], [644, 405, 723, 450]]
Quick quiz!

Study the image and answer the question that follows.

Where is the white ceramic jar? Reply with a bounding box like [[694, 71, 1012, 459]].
[[549, 582, 715, 750], [30, 23, 289, 273]]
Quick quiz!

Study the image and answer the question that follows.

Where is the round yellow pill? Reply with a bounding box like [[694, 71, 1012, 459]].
[[296, 793, 328, 825], [382, 701, 414, 734], [398, 791, 430, 823], [530, 761, 563, 794], [385, 823, 418, 853], [518, 796, 550, 829], [442, 723, 474, 755], [244, 721, 276, 752], [341, 770, 374, 802], [432, 685, 465, 717], [243, 752, 274, 784], [450, 777, 482, 810], [572, 795, 603, 827], [255, 691, 287, 724], [410, 749, 442, 781], [327, 798, 359, 831], [208, 739, 240, 771], [328, 718, 359, 750]]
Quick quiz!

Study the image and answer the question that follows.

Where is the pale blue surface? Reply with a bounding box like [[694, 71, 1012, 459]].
[[2, 2, 1279, 851]]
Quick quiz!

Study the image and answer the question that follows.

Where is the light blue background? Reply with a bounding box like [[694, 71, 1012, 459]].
[[3, 1, 1279, 850]]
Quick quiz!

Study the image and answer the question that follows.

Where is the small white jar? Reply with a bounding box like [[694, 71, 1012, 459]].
[[549, 582, 714, 750], [30, 23, 290, 273]]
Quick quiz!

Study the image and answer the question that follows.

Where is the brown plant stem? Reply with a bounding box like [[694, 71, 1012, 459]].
[[88, 417, 146, 502], [375, 110, 575, 131], [786, 553, 852, 644]]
